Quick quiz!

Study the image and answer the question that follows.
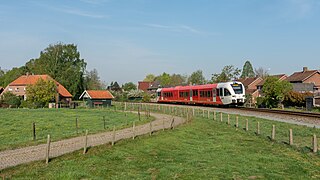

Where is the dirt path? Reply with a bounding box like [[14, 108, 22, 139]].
[[0, 113, 185, 170]]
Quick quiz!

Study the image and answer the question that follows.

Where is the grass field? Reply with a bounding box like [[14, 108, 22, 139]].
[[1, 112, 320, 179], [0, 107, 152, 151]]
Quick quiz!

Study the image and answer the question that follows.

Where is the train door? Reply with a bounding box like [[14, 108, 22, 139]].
[[212, 89, 216, 103], [190, 89, 193, 102]]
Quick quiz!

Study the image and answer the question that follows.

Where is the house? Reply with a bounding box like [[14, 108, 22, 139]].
[[1, 74, 72, 103], [138, 81, 152, 92], [79, 90, 114, 107], [286, 67, 320, 94], [256, 74, 287, 90], [237, 77, 263, 105]]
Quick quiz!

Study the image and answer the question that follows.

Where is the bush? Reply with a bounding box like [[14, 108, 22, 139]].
[[283, 91, 313, 107], [1, 92, 21, 108]]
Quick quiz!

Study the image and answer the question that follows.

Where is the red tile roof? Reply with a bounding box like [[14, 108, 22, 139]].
[[9, 75, 72, 97], [238, 77, 259, 87], [256, 74, 287, 86], [138, 81, 152, 92], [86, 90, 114, 99], [286, 70, 319, 82]]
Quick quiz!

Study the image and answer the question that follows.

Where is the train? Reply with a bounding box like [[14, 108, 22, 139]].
[[156, 81, 245, 106]]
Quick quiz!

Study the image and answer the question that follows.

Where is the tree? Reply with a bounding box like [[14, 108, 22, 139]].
[[108, 81, 122, 92], [262, 77, 292, 108], [0, 67, 26, 87], [25, 43, 87, 98], [255, 67, 269, 78], [211, 65, 241, 83], [170, 74, 187, 86], [188, 70, 206, 85], [122, 82, 137, 92], [1, 92, 21, 108], [143, 74, 156, 82], [26, 78, 57, 108], [240, 60, 255, 78], [156, 72, 171, 87], [85, 69, 106, 90]]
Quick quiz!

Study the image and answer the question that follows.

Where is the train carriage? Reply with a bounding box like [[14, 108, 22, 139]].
[[157, 81, 245, 106]]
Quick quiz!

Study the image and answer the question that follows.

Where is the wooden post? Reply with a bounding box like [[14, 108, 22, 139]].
[[138, 107, 141, 121], [220, 112, 222, 122], [103, 116, 106, 129], [149, 121, 152, 136], [193, 108, 195, 116], [272, 125, 276, 140], [46, 134, 51, 164], [207, 111, 210, 119], [313, 134, 318, 153], [112, 126, 116, 146], [124, 102, 127, 111], [132, 121, 135, 140], [33, 122, 36, 141], [202, 109, 204, 118], [163, 118, 165, 131], [83, 130, 88, 154], [227, 114, 230, 125], [170, 118, 175, 129], [236, 116, 239, 128], [289, 129, 293, 145], [213, 111, 216, 120], [257, 122, 260, 135], [76, 117, 79, 134], [245, 119, 249, 131]]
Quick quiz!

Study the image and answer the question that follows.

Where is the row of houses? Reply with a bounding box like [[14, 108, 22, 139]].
[[238, 67, 320, 105], [0, 74, 114, 108]]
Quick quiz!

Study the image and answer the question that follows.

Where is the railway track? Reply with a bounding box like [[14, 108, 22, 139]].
[[232, 107, 320, 119]]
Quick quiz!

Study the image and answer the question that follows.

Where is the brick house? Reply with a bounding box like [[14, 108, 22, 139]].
[[256, 74, 288, 90], [138, 81, 152, 92], [237, 77, 263, 105], [286, 67, 320, 94], [79, 90, 114, 107], [1, 74, 72, 103]]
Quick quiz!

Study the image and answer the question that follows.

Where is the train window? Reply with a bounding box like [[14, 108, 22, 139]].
[[224, 89, 231, 96], [193, 90, 198, 96], [208, 91, 212, 97], [231, 83, 243, 94]]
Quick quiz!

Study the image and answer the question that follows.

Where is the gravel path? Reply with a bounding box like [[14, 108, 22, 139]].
[[0, 113, 185, 170]]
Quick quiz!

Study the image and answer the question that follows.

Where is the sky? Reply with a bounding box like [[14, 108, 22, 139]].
[[0, 0, 320, 85]]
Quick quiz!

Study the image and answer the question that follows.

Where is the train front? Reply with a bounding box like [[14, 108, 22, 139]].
[[229, 81, 245, 106]]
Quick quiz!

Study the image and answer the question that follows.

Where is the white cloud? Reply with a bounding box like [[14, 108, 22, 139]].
[[59, 7, 108, 19], [145, 23, 203, 34]]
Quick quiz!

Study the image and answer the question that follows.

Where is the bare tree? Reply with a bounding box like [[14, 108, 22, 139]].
[[254, 67, 269, 78]]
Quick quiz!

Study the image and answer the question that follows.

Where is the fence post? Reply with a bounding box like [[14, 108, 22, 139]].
[[33, 122, 36, 141], [236, 116, 239, 128], [246, 119, 249, 131], [149, 121, 152, 136], [163, 118, 165, 131], [170, 118, 175, 129], [202, 109, 204, 118], [124, 102, 127, 111], [272, 125, 276, 140], [213, 111, 216, 120], [227, 114, 230, 125], [103, 116, 106, 129], [112, 126, 116, 146], [220, 112, 223, 122], [138, 107, 141, 121], [83, 130, 88, 154], [132, 121, 135, 140], [313, 134, 318, 153], [193, 108, 195, 117], [46, 134, 51, 164], [207, 111, 210, 119], [257, 122, 260, 135], [289, 129, 293, 145]]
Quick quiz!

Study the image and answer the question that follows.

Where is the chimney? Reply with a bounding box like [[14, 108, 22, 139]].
[[303, 67, 308, 72], [26, 72, 29, 76]]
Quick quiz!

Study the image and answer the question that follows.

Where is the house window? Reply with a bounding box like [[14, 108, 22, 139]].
[[9, 88, 12, 91], [15, 88, 19, 92]]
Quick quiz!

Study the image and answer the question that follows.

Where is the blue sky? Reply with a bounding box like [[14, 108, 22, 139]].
[[1, 0, 320, 85]]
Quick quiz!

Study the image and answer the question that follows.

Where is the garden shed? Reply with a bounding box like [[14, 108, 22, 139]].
[[79, 90, 114, 108]]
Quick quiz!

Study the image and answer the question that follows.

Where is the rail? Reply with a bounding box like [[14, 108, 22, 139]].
[[236, 107, 320, 118]]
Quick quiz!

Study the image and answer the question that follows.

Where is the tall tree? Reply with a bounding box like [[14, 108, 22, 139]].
[[255, 67, 269, 78], [143, 74, 156, 82], [157, 72, 171, 87], [240, 60, 255, 78], [170, 74, 187, 86], [122, 82, 137, 92], [262, 77, 292, 108], [211, 65, 241, 83], [188, 70, 206, 85], [85, 69, 105, 90], [25, 43, 87, 98], [0, 67, 26, 87], [26, 78, 57, 108]]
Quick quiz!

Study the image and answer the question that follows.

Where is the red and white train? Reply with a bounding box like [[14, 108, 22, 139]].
[[156, 81, 245, 106]]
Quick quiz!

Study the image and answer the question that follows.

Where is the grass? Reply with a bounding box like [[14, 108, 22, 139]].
[[1, 111, 320, 179], [0, 107, 153, 151]]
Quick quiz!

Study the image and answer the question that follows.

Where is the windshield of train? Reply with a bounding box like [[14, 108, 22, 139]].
[[231, 83, 243, 94]]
